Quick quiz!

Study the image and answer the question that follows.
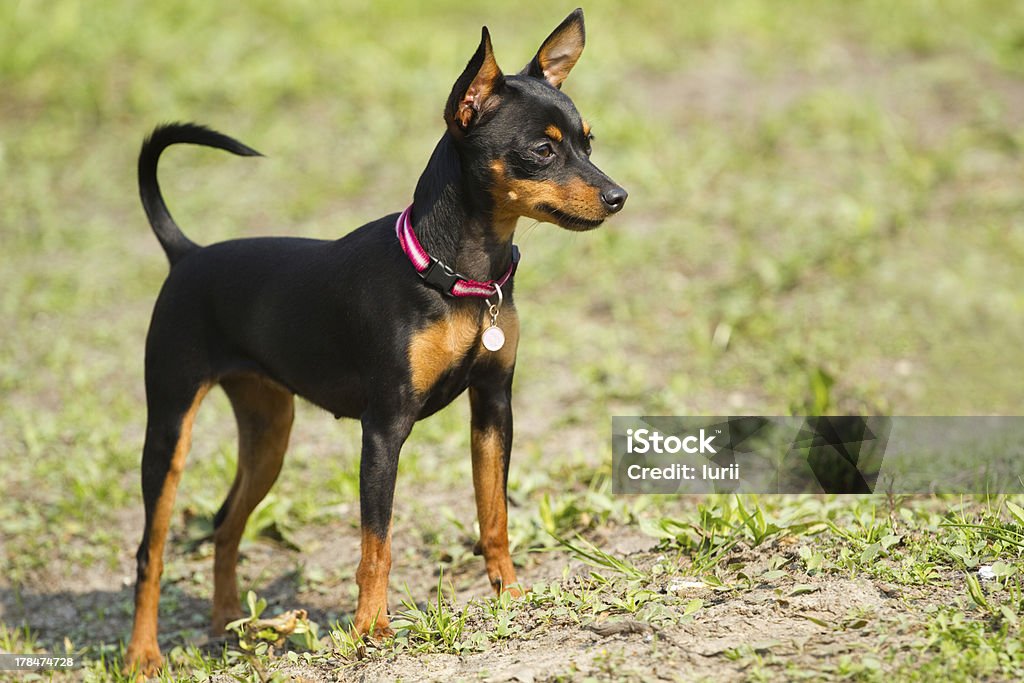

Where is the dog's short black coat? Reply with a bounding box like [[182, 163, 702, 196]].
[[124, 8, 626, 675]]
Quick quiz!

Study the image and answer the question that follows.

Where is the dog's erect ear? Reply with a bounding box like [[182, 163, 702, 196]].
[[520, 8, 585, 89], [446, 27, 505, 134]]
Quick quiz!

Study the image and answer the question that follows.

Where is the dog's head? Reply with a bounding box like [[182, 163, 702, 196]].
[[444, 9, 627, 233]]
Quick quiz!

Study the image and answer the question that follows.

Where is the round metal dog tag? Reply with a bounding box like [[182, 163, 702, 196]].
[[482, 325, 505, 352]]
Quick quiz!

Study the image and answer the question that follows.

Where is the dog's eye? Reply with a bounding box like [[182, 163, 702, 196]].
[[533, 142, 555, 159]]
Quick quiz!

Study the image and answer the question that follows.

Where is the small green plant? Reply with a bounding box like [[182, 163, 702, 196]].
[[481, 591, 524, 641], [0, 623, 40, 654], [389, 571, 480, 654], [553, 533, 646, 580], [642, 496, 812, 573]]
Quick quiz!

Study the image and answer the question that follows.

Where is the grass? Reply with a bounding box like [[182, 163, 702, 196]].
[[1, 0, 1023, 680]]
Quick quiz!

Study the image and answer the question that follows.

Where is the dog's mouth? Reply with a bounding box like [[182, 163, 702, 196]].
[[538, 205, 606, 232]]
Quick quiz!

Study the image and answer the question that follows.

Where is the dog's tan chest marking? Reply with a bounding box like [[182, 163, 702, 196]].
[[408, 306, 520, 395], [408, 308, 482, 394]]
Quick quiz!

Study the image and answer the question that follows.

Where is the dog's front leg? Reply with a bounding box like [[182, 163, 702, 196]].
[[469, 373, 520, 595], [352, 410, 413, 638]]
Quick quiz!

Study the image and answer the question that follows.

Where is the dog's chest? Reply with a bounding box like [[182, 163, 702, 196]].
[[406, 305, 518, 411], [407, 308, 484, 397]]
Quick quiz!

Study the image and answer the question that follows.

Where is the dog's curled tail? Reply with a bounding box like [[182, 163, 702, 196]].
[[139, 122, 262, 266]]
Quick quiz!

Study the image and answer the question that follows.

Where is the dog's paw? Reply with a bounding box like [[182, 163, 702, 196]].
[[371, 624, 396, 640], [351, 613, 394, 642], [123, 642, 163, 679], [490, 573, 527, 598], [502, 583, 526, 598]]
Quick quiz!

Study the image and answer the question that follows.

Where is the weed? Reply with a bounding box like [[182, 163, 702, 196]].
[[388, 571, 481, 654]]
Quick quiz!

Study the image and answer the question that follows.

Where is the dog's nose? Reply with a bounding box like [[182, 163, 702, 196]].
[[601, 186, 628, 213]]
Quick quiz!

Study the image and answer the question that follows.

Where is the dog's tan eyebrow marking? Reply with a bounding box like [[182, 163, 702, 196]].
[[582, 120, 591, 138], [544, 124, 563, 142]]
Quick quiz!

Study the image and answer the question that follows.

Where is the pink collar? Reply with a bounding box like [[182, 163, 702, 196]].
[[395, 204, 519, 298]]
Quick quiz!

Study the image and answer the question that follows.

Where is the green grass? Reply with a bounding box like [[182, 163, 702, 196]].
[[1, 0, 1023, 680]]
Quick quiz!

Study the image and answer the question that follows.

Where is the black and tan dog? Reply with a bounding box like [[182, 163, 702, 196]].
[[124, 8, 626, 674]]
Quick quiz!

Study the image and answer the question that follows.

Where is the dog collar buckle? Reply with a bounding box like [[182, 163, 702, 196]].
[[420, 258, 462, 295]]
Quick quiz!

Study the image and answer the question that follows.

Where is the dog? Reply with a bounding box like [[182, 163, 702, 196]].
[[124, 8, 626, 674]]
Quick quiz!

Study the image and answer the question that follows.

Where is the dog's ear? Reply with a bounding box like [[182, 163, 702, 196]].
[[446, 27, 505, 134], [520, 8, 585, 89]]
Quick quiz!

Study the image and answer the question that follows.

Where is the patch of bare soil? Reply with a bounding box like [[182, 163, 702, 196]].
[[0, 513, 951, 682], [330, 531, 937, 682]]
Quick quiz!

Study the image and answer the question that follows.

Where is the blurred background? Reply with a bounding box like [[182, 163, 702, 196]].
[[0, 0, 1022, 670]]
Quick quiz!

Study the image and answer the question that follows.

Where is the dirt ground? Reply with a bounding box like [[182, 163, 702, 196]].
[[0, 509, 962, 682]]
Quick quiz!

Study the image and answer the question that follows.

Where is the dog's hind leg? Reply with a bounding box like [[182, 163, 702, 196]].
[[210, 374, 295, 634], [125, 380, 211, 675]]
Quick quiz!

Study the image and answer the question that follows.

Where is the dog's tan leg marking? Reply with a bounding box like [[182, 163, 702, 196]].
[[125, 385, 209, 676], [470, 422, 519, 595], [352, 524, 394, 639], [210, 375, 294, 634]]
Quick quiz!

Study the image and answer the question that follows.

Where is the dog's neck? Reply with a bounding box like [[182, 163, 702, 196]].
[[411, 134, 516, 283]]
